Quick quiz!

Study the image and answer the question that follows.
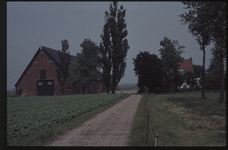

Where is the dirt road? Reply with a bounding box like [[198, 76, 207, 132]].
[[48, 90, 141, 146]]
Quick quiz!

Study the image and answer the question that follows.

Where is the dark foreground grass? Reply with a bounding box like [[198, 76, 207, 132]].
[[7, 94, 129, 146], [128, 91, 226, 146]]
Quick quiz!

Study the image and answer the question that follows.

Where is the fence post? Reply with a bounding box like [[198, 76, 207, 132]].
[[146, 110, 149, 143], [154, 132, 158, 147], [145, 102, 146, 118]]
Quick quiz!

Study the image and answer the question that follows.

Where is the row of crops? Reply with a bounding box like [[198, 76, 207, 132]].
[[7, 94, 127, 143]]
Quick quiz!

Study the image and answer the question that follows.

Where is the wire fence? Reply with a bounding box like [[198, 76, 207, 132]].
[[144, 87, 162, 146]]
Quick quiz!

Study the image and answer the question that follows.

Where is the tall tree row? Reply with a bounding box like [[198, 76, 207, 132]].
[[179, 2, 226, 101], [99, 1, 129, 94]]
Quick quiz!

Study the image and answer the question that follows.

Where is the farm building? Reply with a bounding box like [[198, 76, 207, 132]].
[[15, 46, 106, 97], [178, 57, 194, 74]]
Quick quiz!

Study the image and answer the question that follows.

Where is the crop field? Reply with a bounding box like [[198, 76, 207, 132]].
[[7, 94, 129, 146]]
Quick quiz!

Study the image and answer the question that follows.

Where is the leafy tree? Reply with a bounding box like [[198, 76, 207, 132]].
[[207, 2, 226, 102], [179, 2, 208, 98], [193, 64, 203, 78], [69, 39, 100, 94], [179, 2, 226, 101], [99, 16, 112, 94], [205, 55, 222, 90], [158, 37, 185, 94], [56, 39, 71, 95], [99, 1, 129, 94], [210, 42, 226, 101], [133, 51, 165, 94]]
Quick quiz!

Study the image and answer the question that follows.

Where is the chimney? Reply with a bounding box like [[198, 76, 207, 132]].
[[190, 57, 192, 61]]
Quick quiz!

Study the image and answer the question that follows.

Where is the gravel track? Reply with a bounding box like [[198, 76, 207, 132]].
[[48, 90, 141, 146]]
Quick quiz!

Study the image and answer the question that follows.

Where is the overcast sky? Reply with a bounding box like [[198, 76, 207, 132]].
[[7, 2, 216, 90]]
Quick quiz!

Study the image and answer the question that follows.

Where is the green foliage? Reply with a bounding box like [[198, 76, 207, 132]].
[[179, 2, 211, 48], [179, 2, 226, 99], [7, 94, 127, 146], [56, 39, 71, 95], [158, 37, 185, 92], [205, 56, 222, 90], [99, 1, 129, 94], [133, 51, 165, 93], [193, 64, 203, 78], [159, 37, 185, 70], [69, 39, 100, 91]]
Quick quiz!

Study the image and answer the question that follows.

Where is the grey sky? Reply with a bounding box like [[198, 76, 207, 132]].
[[7, 2, 215, 90]]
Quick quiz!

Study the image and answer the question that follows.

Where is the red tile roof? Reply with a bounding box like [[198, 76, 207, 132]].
[[178, 57, 194, 73]]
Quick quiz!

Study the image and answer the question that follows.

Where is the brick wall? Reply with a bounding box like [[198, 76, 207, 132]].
[[16, 49, 61, 96], [16, 48, 104, 96]]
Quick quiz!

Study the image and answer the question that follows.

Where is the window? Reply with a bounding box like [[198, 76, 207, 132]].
[[49, 60, 52, 63], [38, 82, 43, 85], [35, 60, 38, 63], [27, 71, 30, 74], [48, 82, 52, 85], [40, 70, 46, 79], [41, 51, 44, 54], [68, 87, 71, 92]]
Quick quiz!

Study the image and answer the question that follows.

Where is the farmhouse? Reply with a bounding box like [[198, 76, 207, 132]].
[[178, 57, 194, 74], [15, 46, 106, 97]]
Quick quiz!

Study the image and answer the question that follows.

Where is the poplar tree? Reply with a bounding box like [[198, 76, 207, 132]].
[[56, 39, 71, 95], [99, 1, 129, 94]]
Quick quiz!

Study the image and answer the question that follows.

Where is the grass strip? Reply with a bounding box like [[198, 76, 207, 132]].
[[128, 91, 226, 146]]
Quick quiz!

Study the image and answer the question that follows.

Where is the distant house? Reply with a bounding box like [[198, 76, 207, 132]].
[[178, 57, 194, 74], [15, 46, 106, 97], [173, 57, 200, 89]]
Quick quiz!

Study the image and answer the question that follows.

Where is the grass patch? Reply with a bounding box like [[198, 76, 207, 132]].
[[7, 94, 129, 146], [128, 94, 148, 146], [128, 91, 226, 146]]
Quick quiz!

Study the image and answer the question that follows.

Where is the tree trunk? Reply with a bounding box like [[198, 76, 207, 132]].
[[201, 45, 206, 99], [219, 59, 224, 102], [112, 66, 116, 94], [111, 83, 116, 94], [106, 86, 110, 94], [61, 86, 64, 95], [73, 83, 75, 94], [172, 73, 174, 94]]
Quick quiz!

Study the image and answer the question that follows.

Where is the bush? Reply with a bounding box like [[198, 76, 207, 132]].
[[194, 85, 201, 91]]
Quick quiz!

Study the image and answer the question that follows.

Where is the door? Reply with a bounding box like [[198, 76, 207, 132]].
[[37, 80, 54, 96]]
